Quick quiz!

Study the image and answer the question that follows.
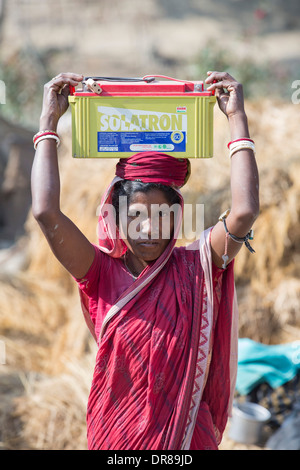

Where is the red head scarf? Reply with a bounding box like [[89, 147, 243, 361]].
[[97, 153, 190, 257], [115, 153, 190, 188]]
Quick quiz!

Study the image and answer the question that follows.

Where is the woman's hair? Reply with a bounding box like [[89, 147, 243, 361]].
[[112, 180, 181, 226]]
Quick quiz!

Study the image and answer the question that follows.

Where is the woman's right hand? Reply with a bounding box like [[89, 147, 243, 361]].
[[39, 72, 83, 131]]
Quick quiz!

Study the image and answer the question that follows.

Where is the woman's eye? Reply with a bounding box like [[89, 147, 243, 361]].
[[159, 211, 167, 217], [128, 210, 141, 218]]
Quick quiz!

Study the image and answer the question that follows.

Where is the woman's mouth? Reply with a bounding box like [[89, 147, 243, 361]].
[[138, 240, 159, 246]]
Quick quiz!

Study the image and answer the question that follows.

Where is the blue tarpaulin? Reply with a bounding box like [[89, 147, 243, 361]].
[[236, 338, 300, 395]]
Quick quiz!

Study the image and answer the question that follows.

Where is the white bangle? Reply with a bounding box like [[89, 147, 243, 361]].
[[229, 140, 255, 159], [34, 134, 60, 150]]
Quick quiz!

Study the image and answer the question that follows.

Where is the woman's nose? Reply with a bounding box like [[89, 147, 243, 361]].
[[140, 217, 151, 234], [140, 217, 159, 238]]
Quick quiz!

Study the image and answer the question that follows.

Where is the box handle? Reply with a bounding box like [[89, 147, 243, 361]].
[[143, 75, 204, 92], [83, 75, 193, 84], [83, 76, 156, 83], [142, 74, 191, 83]]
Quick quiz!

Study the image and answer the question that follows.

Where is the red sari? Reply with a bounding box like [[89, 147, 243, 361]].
[[75, 155, 238, 450]]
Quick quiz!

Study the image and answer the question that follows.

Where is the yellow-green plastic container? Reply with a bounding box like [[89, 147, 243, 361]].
[[68, 76, 216, 158]]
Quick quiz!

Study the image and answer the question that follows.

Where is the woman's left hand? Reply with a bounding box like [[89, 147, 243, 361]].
[[205, 71, 245, 119]]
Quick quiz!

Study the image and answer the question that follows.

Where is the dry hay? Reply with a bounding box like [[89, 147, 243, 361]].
[[1, 99, 299, 450], [0, 353, 95, 450], [0, 272, 93, 375]]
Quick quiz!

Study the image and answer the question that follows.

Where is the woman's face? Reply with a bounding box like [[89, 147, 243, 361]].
[[119, 188, 179, 263]]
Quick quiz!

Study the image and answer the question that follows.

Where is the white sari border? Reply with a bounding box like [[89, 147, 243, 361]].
[[181, 229, 214, 449], [181, 228, 238, 449]]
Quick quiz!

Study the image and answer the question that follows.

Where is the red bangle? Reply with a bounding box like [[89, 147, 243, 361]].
[[33, 130, 59, 144], [33, 130, 61, 149], [227, 138, 254, 149]]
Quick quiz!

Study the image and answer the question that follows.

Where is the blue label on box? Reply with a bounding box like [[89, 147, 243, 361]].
[[98, 131, 186, 153]]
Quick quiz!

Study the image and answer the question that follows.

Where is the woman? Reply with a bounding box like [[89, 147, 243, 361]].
[[31, 71, 259, 450]]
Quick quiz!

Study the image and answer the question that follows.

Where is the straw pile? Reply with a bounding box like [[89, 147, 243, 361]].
[[0, 99, 299, 450]]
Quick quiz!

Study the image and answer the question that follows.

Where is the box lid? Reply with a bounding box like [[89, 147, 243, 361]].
[[71, 75, 213, 96]]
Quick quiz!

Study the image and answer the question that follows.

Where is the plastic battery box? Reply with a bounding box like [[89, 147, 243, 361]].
[[68, 75, 216, 159]]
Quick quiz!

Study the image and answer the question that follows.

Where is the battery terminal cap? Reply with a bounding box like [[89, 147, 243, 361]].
[[86, 78, 102, 95]]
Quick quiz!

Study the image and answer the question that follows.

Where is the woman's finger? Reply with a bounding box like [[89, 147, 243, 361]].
[[206, 80, 237, 92], [205, 71, 235, 85], [60, 83, 71, 98], [51, 72, 83, 82], [47, 73, 83, 89]]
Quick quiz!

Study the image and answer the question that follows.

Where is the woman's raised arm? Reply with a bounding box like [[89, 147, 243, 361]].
[[206, 71, 259, 268], [31, 73, 95, 279]]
